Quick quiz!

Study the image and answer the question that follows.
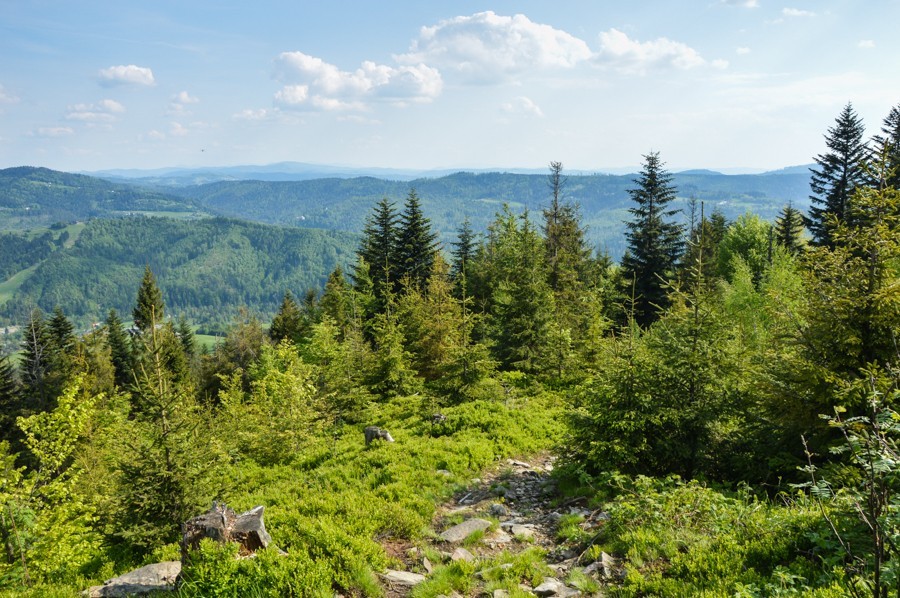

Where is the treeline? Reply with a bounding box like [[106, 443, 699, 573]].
[[0, 216, 358, 329], [170, 169, 812, 256]]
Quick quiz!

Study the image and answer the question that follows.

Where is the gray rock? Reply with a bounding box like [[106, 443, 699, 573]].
[[533, 577, 583, 596], [84, 561, 180, 597], [493, 590, 510, 598], [382, 570, 426, 587], [451, 547, 476, 562], [488, 529, 513, 544], [488, 502, 509, 516], [439, 518, 492, 543]]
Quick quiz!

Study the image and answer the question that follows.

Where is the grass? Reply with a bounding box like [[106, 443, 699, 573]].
[[0, 264, 40, 305], [174, 389, 566, 596]]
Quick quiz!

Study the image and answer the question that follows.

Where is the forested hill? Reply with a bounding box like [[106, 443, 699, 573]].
[[168, 170, 811, 256], [0, 216, 357, 329], [0, 166, 201, 229]]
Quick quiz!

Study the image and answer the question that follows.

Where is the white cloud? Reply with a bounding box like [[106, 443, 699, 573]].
[[0, 84, 18, 103], [33, 126, 74, 137], [170, 122, 189, 137], [858, 39, 876, 49], [721, 0, 759, 6], [782, 8, 815, 17], [501, 96, 544, 117], [98, 64, 156, 87], [233, 108, 277, 121], [595, 28, 716, 73], [146, 130, 166, 140], [737, 46, 751, 55], [397, 11, 592, 83], [274, 52, 441, 111], [65, 99, 126, 123], [173, 91, 199, 104]]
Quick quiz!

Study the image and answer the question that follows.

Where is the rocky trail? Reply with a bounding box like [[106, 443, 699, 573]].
[[378, 454, 619, 597]]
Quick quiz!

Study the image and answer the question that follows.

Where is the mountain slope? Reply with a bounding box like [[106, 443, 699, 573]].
[[0, 166, 203, 229], [0, 217, 358, 328]]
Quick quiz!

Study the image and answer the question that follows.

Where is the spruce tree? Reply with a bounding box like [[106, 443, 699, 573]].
[[320, 266, 351, 334], [774, 202, 806, 254], [806, 103, 869, 248], [395, 188, 439, 291], [872, 103, 900, 189], [450, 217, 476, 299], [0, 354, 21, 444], [105, 309, 134, 389], [355, 198, 399, 308], [621, 152, 684, 326], [269, 291, 304, 345], [133, 266, 165, 332]]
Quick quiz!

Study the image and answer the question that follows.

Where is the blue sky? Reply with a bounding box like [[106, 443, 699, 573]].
[[1, 0, 898, 173]]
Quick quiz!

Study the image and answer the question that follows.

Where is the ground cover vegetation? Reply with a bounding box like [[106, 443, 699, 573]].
[[0, 101, 898, 596]]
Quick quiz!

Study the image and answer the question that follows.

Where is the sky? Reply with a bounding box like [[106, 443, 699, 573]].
[[1, 0, 899, 173]]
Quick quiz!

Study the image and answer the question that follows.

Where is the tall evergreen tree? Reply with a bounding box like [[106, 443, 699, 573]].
[[806, 103, 869, 248], [871, 103, 900, 189], [774, 202, 806, 254], [47, 306, 76, 357], [395, 188, 439, 291], [355, 198, 399, 307], [269, 291, 304, 345], [0, 354, 21, 445], [133, 266, 165, 332], [621, 152, 684, 326], [105, 309, 134, 389], [320, 266, 351, 334], [450, 217, 476, 299]]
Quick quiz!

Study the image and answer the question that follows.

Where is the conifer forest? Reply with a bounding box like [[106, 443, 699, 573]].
[[0, 101, 899, 597]]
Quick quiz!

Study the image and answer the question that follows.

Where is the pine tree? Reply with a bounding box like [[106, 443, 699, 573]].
[[872, 103, 900, 189], [269, 291, 304, 344], [105, 309, 133, 389], [806, 103, 869, 248], [133, 266, 165, 332], [450, 217, 476, 299], [774, 202, 806, 254], [395, 188, 439, 291], [355, 198, 399, 308], [47, 306, 76, 357], [0, 355, 21, 445], [621, 152, 684, 326], [491, 210, 554, 373], [542, 161, 592, 343], [320, 266, 351, 334]]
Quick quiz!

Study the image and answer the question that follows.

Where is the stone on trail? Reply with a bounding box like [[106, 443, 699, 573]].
[[382, 570, 426, 587], [83, 561, 181, 597], [451, 547, 476, 562], [439, 518, 492, 543]]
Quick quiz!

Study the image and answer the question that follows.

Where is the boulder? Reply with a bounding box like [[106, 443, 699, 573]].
[[84, 561, 180, 597], [439, 518, 492, 543], [450, 547, 475, 562]]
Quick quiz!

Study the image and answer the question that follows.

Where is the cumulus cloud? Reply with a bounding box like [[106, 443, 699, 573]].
[[33, 126, 74, 137], [233, 108, 277, 121], [98, 64, 155, 87], [595, 28, 720, 73], [737, 46, 751, 55], [782, 8, 815, 17], [397, 11, 592, 83], [858, 39, 875, 49], [721, 0, 759, 6], [168, 90, 200, 115], [66, 99, 126, 123], [501, 96, 544, 117], [274, 51, 441, 111]]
